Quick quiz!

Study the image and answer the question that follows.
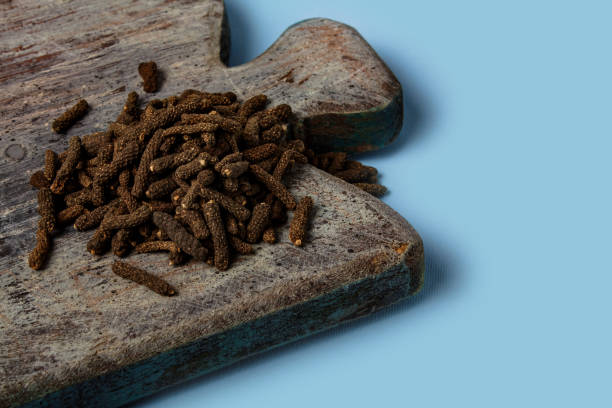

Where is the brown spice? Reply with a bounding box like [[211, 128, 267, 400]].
[[28, 223, 51, 270], [145, 177, 178, 200], [198, 187, 250, 222], [249, 164, 296, 210], [50, 136, 81, 194], [112, 229, 132, 257], [135, 240, 178, 253], [149, 148, 198, 174], [289, 196, 314, 246], [175, 207, 209, 240], [44, 150, 58, 182], [138, 61, 159, 93], [152, 211, 207, 261], [202, 200, 229, 271], [246, 202, 271, 243], [112, 261, 176, 296], [52, 99, 89, 133], [73, 198, 122, 231], [37, 187, 56, 234], [175, 152, 217, 179], [100, 204, 151, 231]]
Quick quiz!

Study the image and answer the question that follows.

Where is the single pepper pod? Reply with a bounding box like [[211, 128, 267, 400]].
[[246, 202, 271, 243], [132, 129, 165, 198], [198, 187, 250, 222], [138, 61, 159, 93], [44, 150, 58, 183], [111, 229, 132, 257], [135, 240, 179, 254], [51, 99, 89, 134], [115, 91, 141, 125], [112, 261, 176, 297], [145, 177, 178, 200], [181, 113, 241, 134], [202, 200, 229, 271], [149, 147, 199, 174], [28, 222, 52, 270], [50, 136, 82, 194], [175, 207, 210, 240], [152, 211, 207, 261], [100, 204, 151, 231], [237, 94, 268, 122], [289, 196, 314, 247], [37, 187, 56, 234], [249, 164, 296, 210], [273, 150, 307, 180], [242, 114, 260, 147]]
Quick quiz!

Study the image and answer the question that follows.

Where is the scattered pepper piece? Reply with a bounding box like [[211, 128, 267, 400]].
[[138, 61, 159, 93], [52, 99, 89, 134], [289, 196, 314, 246], [112, 261, 176, 296]]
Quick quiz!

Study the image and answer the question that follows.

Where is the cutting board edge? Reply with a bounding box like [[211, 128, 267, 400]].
[[14, 247, 424, 408]]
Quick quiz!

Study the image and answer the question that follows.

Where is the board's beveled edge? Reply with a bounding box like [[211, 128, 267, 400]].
[[298, 90, 403, 153], [14, 242, 424, 408]]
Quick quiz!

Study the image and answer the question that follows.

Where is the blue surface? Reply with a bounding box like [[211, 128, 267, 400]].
[[133, 1, 611, 406]]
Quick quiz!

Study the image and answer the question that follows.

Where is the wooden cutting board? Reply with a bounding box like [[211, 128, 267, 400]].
[[0, 1, 423, 407]]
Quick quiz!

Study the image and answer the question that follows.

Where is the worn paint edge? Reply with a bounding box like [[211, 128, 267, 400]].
[[18, 246, 424, 408], [298, 90, 404, 153]]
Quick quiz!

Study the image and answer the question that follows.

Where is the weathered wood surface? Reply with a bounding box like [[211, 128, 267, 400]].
[[0, 1, 420, 407]]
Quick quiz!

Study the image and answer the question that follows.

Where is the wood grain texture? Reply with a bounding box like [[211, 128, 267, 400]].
[[0, 1, 419, 406]]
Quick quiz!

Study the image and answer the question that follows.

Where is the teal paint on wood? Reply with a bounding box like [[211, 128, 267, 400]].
[[21, 261, 422, 408], [302, 91, 403, 153]]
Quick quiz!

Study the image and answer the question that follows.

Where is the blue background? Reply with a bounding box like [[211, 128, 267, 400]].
[[134, 1, 611, 406]]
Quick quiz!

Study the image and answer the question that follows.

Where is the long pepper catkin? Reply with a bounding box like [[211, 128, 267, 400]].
[[246, 202, 270, 243], [100, 204, 151, 231], [52, 99, 89, 133], [152, 211, 207, 261], [249, 164, 296, 210], [198, 187, 250, 222], [289, 196, 314, 246], [112, 261, 176, 296], [37, 187, 56, 234], [202, 200, 229, 271], [50, 136, 81, 194], [175, 207, 209, 240], [44, 150, 58, 182], [28, 221, 51, 270]]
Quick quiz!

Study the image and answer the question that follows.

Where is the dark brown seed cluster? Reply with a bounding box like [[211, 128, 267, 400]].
[[27, 84, 386, 297], [138, 61, 159, 93], [51, 99, 89, 134]]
